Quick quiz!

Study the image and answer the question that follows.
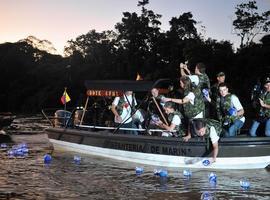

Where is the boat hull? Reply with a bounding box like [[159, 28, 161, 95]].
[[46, 127, 270, 169]]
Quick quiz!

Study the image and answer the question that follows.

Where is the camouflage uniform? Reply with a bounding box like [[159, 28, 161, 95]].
[[198, 73, 211, 90], [259, 91, 270, 118], [167, 111, 185, 137], [183, 87, 205, 119], [194, 118, 221, 150], [216, 94, 239, 125]]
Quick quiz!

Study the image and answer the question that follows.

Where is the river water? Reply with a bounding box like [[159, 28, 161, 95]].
[[0, 117, 269, 200]]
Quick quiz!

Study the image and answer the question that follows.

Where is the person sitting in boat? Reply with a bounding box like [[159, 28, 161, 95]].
[[216, 83, 245, 137], [163, 76, 205, 141], [249, 76, 270, 137], [192, 118, 222, 164], [146, 87, 167, 135], [111, 91, 138, 135], [155, 102, 185, 137]]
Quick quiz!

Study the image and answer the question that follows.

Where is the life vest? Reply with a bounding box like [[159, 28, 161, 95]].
[[183, 87, 205, 119], [116, 95, 135, 116], [167, 111, 185, 137], [259, 91, 270, 118], [216, 94, 239, 124], [201, 118, 222, 150]]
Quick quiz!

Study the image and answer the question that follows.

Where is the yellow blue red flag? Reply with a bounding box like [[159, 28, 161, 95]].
[[61, 89, 71, 104]]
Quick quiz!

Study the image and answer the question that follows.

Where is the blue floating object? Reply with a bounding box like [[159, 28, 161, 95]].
[[202, 159, 210, 166], [202, 89, 209, 97], [240, 179, 250, 189], [154, 169, 160, 176], [18, 143, 28, 148], [44, 154, 52, 164], [208, 172, 217, 183], [22, 148, 29, 153], [73, 155, 81, 164], [7, 150, 15, 156], [228, 107, 237, 116], [135, 167, 144, 175], [201, 191, 213, 200], [183, 169, 192, 177], [0, 143, 7, 148], [154, 169, 168, 177], [159, 170, 168, 177]]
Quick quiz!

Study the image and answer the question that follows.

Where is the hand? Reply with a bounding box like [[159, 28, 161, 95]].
[[259, 98, 265, 107], [209, 157, 216, 164], [116, 115, 122, 123], [183, 134, 191, 142], [162, 97, 171, 102], [156, 120, 163, 126]]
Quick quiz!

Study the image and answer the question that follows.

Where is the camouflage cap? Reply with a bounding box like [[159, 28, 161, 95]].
[[216, 72, 225, 77], [264, 76, 270, 84]]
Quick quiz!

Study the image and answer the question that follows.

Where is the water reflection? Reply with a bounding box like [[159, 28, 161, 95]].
[[1, 148, 270, 200]]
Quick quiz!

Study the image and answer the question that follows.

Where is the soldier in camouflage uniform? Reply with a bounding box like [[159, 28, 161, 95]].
[[180, 62, 211, 117], [163, 76, 205, 141], [192, 118, 221, 164], [210, 72, 226, 119], [156, 102, 185, 137], [216, 83, 245, 137], [249, 77, 270, 137]]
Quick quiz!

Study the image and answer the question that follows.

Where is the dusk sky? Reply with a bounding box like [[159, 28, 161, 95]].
[[1, 0, 269, 55]]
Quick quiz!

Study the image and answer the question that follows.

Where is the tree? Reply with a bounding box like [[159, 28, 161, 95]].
[[233, 1, 270, 48], [115, 0, 162, 78]]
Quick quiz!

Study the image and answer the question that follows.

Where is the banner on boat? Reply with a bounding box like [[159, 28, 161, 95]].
[[86, 90, 123, 97]]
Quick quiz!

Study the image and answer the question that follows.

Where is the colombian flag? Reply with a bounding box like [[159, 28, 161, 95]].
[[61, 89, 71, 104]]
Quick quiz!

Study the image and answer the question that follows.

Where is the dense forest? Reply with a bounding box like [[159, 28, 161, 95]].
[[0, 0, 269, 113]]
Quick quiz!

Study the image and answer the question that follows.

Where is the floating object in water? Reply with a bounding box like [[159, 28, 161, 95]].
[[200, 191, 213, 200], [208, 172, 217, 183], [183, 169, 192, 177], [135, 167, 144, 175], [154, 169, 168, 177], [44, 154, 52, 164], [202, 159, 210, 166], [73, 155, 81, 164], [240, 179, 250, 189], [0, 143, 7, 148]]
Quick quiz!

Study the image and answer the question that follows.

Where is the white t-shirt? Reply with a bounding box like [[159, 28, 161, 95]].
[[171, 115, 181, 126], [231, 94, 245, 123], [209, 126, 219, 144], [185, 92, 203, 119], [113, 95, 137, 123], [188, 75, 199, 86]]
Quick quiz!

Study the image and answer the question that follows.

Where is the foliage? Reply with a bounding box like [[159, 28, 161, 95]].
[[233, 1, 270, 48]]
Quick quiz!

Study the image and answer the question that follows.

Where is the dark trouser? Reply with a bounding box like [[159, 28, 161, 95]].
[[115, 121, 138, 135]]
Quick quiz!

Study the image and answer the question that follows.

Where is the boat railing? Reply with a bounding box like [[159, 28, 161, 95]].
[[76, 124, 176, 133]]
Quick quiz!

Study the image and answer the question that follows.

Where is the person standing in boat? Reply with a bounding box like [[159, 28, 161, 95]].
[[216, 83, 245, 137], [163, 76, 205, 141], [111, 91, 138, 135], [249, 76, 270, 137], [192, 118, 221, 164], [210, 72, 226, 119], [155, 102, 185, 137]]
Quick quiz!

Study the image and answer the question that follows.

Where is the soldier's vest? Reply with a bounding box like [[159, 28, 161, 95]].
[[167, 111, 185, 137], [116, 96, 134, 116], [260, 91, 270, 118], [202, 118, 222, 150], [183, 87, 205, 119], [217, 94, 238, 123]]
